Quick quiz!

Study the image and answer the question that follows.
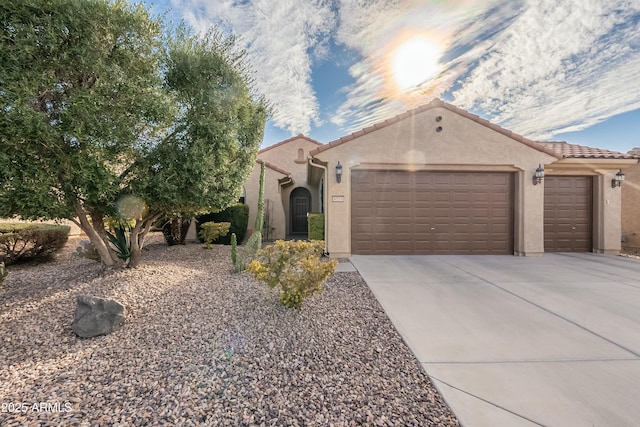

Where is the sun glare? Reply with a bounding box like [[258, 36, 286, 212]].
[[392, 36, 442, 90]]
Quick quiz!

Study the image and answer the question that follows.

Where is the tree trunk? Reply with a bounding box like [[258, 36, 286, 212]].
[[162, 218, 189, 245], [73, 202, 117, 267], [127, 214, 160, 269], [129, 233, 142, 268], [90, 212, 120, 264]]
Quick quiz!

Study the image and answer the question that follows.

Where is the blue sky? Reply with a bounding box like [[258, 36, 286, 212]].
[[143, 0, 640, 153]]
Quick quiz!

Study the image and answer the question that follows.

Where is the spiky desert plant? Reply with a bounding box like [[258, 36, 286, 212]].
[[234, 162, 265, 271]]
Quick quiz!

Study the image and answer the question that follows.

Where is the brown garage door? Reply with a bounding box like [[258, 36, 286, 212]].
[[544, 176, 592, 252], [351, 171, 514, 255]]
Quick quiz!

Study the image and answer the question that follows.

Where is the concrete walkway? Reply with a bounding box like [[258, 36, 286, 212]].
[[351, 253, 640, 427]]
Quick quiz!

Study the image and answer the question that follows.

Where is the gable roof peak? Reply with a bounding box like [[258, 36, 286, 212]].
[[259, 134, 323, 154], [309, 99, 560, 159]]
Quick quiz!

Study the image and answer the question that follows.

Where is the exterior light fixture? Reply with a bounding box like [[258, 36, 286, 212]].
[[335, 161, 343, 183], [533, 164, 544, 185], [611, 169, 625, 188]]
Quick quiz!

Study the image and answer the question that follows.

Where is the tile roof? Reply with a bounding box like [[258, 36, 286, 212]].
[[256, 159, 291, 176], [537, 142, 638, 159], [259, 134, 323, 154], [309, 98, 561, 159]]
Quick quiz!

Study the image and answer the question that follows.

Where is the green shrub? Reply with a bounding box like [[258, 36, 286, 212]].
[[247, 240, 338, 309], [199, 222, 230, 249], [196, 204, 249, 245], [233, 163, 265, 272], [308, 213, 324, 240], [0, 223, 70, 265]]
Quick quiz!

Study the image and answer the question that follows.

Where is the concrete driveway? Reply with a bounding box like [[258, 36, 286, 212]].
[[350, 253, 640, 427]]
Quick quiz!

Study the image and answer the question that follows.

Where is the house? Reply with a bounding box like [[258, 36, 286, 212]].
[[244, 98, 637, 257]]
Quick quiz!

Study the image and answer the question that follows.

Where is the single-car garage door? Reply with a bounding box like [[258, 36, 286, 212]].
[[544, 176, 592, 252], [351, 170, 514, 255]]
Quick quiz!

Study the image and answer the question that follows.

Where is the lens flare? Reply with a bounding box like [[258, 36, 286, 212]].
[[392, 36, 443, 90], [116, 195, 146, 221]]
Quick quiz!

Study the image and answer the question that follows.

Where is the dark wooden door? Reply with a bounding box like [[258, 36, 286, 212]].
[[290, 188, 311, 234], [544, 176, 592, 252]]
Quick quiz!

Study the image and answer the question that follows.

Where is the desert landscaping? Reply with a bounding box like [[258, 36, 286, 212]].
[[0, 235, 459, 426]]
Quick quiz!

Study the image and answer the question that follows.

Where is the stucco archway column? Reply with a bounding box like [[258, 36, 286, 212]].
[[517, 167, 546, 256], [593, 170, 623, 254]]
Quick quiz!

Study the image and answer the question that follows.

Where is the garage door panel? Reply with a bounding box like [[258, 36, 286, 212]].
[[395, 225, 413, 234], [414, 224, 432, 233], [434, 191, 452, 202], [544, 176, 592, 252], [351, 171, 513, 255], [394, 208, 412, 217], [395, 192, 412, 203], [433, 207, 451, 218], [376, 191, 393, 202], [453, 191, 471, 202]]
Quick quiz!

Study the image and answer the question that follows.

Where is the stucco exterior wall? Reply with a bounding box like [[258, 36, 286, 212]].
[[312, 106, 620, 257], [622, 162, 640, 248], [246, 137, 322, 239], [597, 172, 623, 254], [244, 163, 287, 241]]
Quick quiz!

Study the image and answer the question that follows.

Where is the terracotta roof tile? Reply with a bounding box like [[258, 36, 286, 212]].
[[259, 134, 323, 154], [256, 159, 292, 176], [537, 142, 638, 159], [341, 135, 354, 143], [309, 98, 561, 158]]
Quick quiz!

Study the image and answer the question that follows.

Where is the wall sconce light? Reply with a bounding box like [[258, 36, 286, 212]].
[[611, 169, 625, 188], [533, 164, 544, 185], [335, 161, 343, 183]]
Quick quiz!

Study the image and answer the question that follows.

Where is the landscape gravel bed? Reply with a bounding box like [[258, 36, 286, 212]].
[[0, 235, 459, 426]]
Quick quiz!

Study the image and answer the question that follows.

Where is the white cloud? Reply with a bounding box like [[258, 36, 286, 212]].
[[331, 0, 640, 144], [451, 0, 640, 140], [172, 0, 336, 135], [166, 0, 640, 144], [330, 0, 505, 133]]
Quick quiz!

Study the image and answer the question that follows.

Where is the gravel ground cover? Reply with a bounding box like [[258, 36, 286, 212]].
[[0, 235, 459, 426]]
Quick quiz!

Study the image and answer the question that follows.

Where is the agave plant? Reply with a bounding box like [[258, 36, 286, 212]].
[[106, 225, 132, 263]]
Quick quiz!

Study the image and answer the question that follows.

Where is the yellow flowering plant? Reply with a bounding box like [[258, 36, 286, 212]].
[[247, 240, 338, 308]]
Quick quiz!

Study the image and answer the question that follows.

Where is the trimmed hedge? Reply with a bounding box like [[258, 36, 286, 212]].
[[308, 213, 324, 241], [199, 221, 230, 249], [196, 204, 249, 245], [0, 223, 70, 265]]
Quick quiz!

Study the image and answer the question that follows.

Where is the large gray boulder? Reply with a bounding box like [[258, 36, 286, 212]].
[[72, 295, 125, 338]]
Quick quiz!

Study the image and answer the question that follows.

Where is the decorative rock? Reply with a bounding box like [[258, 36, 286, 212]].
[[72, 295, 125, 338]]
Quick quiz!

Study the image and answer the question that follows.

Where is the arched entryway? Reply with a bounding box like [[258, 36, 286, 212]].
[[290, 187, 311, 235]]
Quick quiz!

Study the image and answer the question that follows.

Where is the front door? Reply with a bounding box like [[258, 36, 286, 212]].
[[290, 187, 311, 234]]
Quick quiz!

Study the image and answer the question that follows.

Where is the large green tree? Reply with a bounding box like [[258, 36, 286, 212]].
[[0, 0, 267, 267]]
